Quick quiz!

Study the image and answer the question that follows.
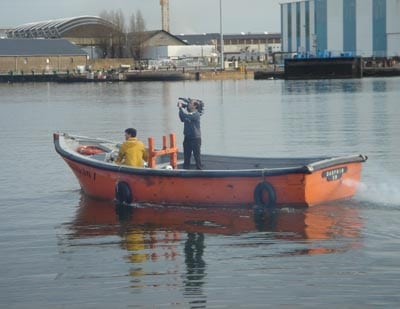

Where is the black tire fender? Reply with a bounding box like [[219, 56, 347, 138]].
[[115, 181, 133, 204], [253, 181, 276, 208]]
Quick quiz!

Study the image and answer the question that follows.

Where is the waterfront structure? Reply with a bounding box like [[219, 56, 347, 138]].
[[128, 30, 213, 66], [6, 16, 121, 59], [5, 16, 281, 67], [177, 32, 281, 62], [0, 29, 8, 39], [6, 16, 116, 45], [5, 17, 205, 62], [280, 0, 400, 58], [143, 44, 217, 66], [0, 39, 87, 73], [137, 30, 187, 49]]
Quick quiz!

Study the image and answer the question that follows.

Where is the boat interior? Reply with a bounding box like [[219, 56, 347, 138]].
[[64, 135, 327, 171]]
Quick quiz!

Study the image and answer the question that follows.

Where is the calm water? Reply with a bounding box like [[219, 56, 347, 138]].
[[1, 78, 400, 308]]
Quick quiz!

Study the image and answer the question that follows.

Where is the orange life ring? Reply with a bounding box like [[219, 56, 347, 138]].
[[77, 145, 105, 156]]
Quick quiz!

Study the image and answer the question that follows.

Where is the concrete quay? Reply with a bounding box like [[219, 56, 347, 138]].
[[2, 66, 399, 83]]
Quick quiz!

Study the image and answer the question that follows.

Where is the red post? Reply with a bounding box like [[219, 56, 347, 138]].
[[146, 134, 178, 169], [169, 134, 177, 169], [148, 137, 156, 168]]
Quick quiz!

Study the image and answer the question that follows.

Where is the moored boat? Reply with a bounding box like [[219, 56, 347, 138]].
[[53, 132, 367, 208], [124, 70, 195, 81]]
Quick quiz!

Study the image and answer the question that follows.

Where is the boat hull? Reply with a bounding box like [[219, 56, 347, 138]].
[[62, 156, 363, 208]]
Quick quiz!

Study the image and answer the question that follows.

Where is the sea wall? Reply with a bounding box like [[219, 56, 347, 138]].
[[284, 57, 363, 80]]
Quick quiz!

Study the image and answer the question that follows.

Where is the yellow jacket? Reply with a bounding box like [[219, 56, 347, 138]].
[[115, 137, 148, 167]]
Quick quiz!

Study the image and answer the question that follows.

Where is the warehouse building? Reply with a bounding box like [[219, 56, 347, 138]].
[[280, 0, 400, 58], [177, 32, 281, 61], [0, 39, 87, 73], [6, 16, 119, 59], [6, 16, 115, 44]]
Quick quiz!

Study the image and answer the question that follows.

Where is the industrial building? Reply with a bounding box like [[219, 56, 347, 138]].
[[2, 0, 282, 72], [280, 0, 400, 58], [6, 16, 116, 45], [177, 33, 281, 62], [5, 16, 121, 59], [0, 39, 87, 74]]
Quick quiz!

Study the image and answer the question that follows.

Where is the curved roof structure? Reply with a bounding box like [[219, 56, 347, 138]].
[[6, 16, 117, 39]]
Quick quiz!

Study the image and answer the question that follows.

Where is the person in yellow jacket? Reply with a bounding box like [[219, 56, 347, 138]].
[[115, 128, 148, 167]]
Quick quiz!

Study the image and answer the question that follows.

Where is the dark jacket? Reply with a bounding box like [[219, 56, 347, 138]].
[[179, 108, 201, 138]]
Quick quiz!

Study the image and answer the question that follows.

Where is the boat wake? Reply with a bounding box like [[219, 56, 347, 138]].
[[355, 179, 400, 208]]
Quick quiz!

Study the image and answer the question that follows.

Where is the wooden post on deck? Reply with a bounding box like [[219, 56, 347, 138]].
[[147, 134, 178, 169], [148, 137, 156, 168], [169, 133, 177, 168]]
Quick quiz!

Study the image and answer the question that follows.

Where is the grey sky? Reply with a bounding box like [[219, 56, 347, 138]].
[[1, 0, 283, 34]]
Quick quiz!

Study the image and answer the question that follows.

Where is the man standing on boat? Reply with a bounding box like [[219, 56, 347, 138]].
[[177, 98, 203, 170], [115, 128, 148, 167]]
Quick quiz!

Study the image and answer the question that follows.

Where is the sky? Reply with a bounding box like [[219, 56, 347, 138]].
[[0, 0, 284, 34]]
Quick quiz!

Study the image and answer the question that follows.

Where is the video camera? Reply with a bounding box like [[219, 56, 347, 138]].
[[178, 97, 205, 115]]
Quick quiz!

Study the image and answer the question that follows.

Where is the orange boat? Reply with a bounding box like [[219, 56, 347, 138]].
[[53, 132, 367, 208]]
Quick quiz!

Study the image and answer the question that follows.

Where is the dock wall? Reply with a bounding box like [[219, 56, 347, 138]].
[[284, 57, 363, 80]]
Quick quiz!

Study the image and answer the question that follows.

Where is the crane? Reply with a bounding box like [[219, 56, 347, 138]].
[[160, 0, 170, 32]]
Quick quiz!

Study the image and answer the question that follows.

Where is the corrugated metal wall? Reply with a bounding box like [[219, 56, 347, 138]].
[[281, 0, 400, 57], [387, 0, 400, 56]]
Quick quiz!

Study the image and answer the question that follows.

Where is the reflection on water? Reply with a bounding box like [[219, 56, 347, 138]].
[[282, 78, 390, 95], [283, 79, 362, 95], [66, 194, 363, 305], [71, 195, 363, 242], [2, 78, 400, 307], [184, 233, 206, 308], [66, 195, 363, 308]]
